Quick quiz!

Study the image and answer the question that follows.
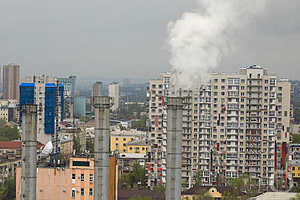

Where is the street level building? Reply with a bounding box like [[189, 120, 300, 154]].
[[16, 157, 118, 200]]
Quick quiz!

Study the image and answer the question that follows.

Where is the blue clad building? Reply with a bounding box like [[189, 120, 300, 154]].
[[19, 83, 35, 124], [19, 81, 65, 143]]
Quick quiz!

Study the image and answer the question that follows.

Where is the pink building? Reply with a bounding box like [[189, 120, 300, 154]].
[[16, 157, 117, 200]]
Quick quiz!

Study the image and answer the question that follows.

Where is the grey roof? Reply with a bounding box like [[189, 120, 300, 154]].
[[252, 192, 297, 200]]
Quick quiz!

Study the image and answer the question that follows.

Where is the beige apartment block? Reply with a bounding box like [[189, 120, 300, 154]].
[[146, 72, 171, 186], [146, 66, 291, 189]]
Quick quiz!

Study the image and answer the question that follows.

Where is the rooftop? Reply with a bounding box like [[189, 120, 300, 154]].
[[0, 141, 44, 149], [252, 192, 297, 200]]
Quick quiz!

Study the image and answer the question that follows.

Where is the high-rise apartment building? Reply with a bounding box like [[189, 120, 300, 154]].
[[19, 75, 64, 144], [92, 81, 103, 97], [147, 66, 291, 189], [109, 82, 119, 112], [2, 63, 20, 100], [146, 72, 171, 186]]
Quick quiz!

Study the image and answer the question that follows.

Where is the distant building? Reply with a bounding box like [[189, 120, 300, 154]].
[[57, 76, 76, 98], [92, 81, 103, 97], [19, 75, 65, 144], [109, 82, 119, 112], [2, 63, 20, 100], [74, 96, 86, 118], [110, 130, 147, 153], [0, 99, 18, 122], [57, 76, 77, 120], [16, 157, 118, 200]]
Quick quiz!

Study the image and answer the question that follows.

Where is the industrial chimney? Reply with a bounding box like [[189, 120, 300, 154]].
[[93, 96, 111, 200], [166, 97, 183, 200], [21, 104, 38, 200]]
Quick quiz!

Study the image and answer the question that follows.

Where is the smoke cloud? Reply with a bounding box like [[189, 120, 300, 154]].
[[168, 0, 267, 89]]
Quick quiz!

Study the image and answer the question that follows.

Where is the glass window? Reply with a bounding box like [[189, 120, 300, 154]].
[[72, 189, 75, 198], [72, 174, 75, 180], [81, 188, 84, 196], [89, 188, 93, 196], [89, 174, 93, 182], [81, 174, 84, 181]]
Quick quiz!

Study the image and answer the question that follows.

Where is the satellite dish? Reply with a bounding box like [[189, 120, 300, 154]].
[[40, 141, 53, 157]]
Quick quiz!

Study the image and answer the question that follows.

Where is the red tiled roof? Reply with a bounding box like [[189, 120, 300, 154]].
[[0, 141, 44, 149]]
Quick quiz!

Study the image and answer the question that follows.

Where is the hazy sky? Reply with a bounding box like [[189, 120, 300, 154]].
[[0, 0, 299, 80]]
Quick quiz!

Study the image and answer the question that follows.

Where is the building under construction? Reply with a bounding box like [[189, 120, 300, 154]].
[[19, 75, 65, 145]]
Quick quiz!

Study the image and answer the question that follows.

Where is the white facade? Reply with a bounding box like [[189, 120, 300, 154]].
[[108, 82, 119, 112]]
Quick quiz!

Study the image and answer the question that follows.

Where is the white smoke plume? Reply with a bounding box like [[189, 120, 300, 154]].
[[168, 0, 267, 89]]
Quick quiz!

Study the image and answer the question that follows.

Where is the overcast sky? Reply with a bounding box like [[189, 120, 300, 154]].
[[0, 0, 299, 80]]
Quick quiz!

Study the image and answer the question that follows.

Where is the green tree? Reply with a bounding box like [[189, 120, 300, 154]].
[[292, 134, 300, 144], [0, 177, 16, 200], [153, 185, 165, 193], [119, 163, 147, 189], [290, 193, 300, 200], [86, 138, 94, 153], [0, 124, 19, 141], [195, 170, 203, 186]]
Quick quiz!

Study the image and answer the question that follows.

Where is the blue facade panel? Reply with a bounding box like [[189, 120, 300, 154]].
[[45, 84, 57, 134], [59, 84, 65, 121], [19, 83, 35, 124]]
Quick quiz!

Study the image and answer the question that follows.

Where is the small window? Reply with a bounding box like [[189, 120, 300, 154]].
[[72, 174, 75, 180], [89, 174, 93, 182], [81, 174, 84, 181], [72, 189, 76, 198], [123, 138, 126, 141], [89, 188, 93, 196], [81, 188, 84, 196]]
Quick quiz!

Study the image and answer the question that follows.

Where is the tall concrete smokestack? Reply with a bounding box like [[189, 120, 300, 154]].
[[166, 97, 183, 200], [93, 96, 110, 200], [21, 104, 37, 200]]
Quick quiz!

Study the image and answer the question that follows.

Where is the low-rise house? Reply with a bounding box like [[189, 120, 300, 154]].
[[181, 186, 222, 200], [0, 141, 44, 183]]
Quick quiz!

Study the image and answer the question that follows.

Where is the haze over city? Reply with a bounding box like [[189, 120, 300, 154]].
[[0, 1, 299, 79]]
